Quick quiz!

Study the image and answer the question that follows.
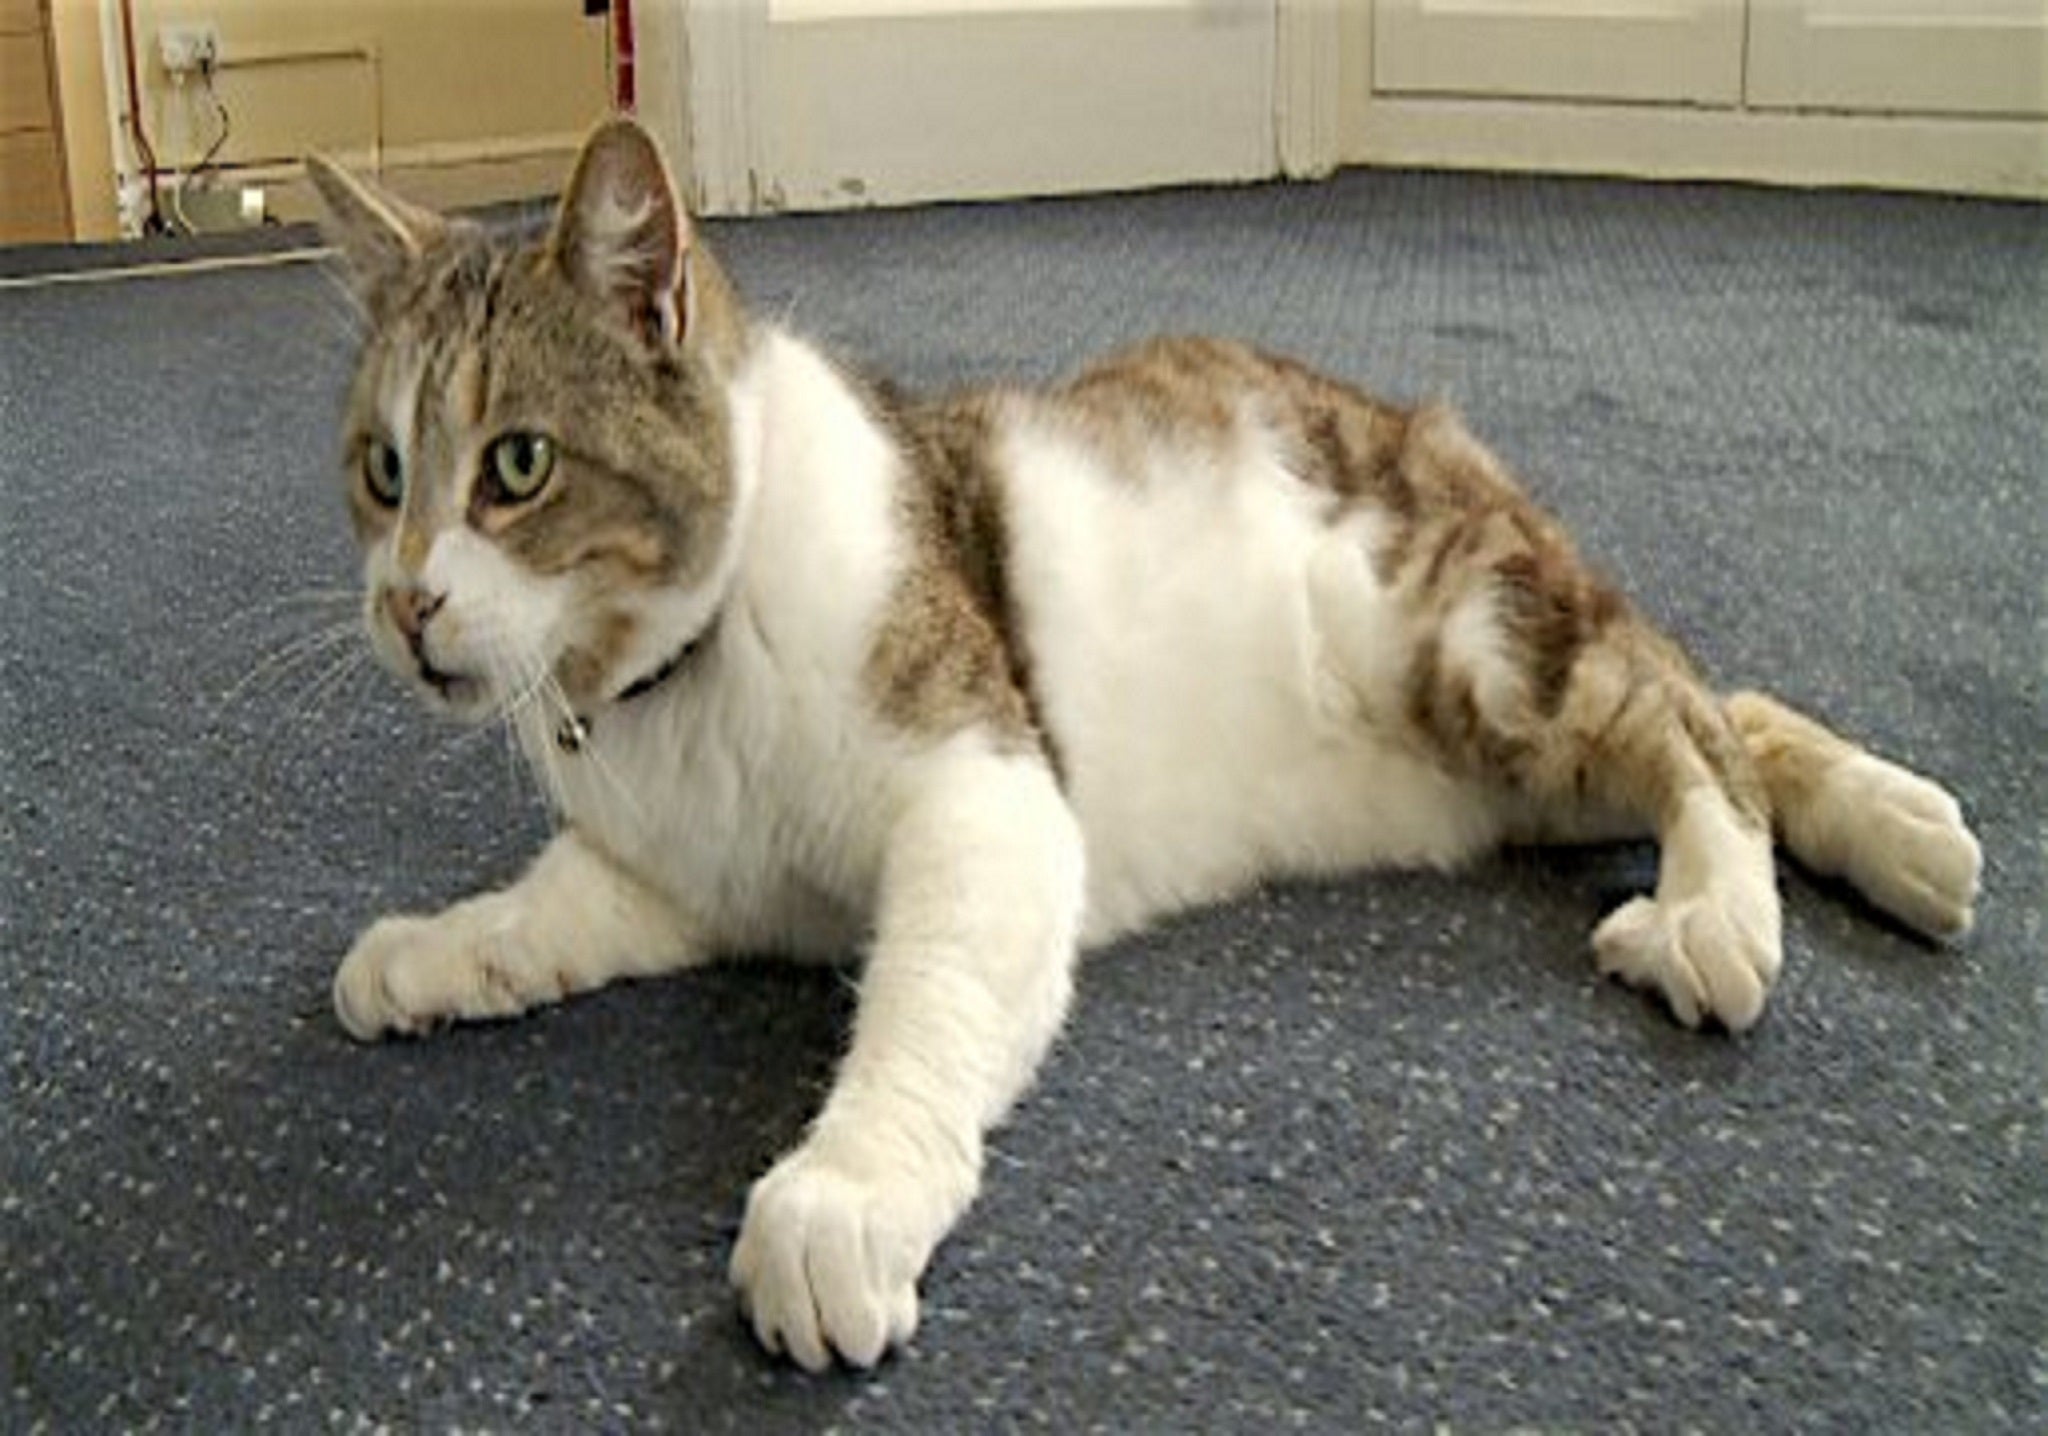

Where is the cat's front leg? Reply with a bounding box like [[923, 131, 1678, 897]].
[[333, 827, 704, 1039], [730, 742, 1084, 1371]]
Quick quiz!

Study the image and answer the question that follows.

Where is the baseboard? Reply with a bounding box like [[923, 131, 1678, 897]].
[[1347, 97, 2048, 200]]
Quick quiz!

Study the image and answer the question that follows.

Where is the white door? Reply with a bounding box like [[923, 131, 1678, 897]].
[[662, 0, 1285, 216], [1372, 0, 1745, 107], [1746, 0, 2048, 118]]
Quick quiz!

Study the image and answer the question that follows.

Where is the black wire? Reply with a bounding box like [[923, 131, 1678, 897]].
[[172, 60, 234, 234], [189, 60, 233, 191]]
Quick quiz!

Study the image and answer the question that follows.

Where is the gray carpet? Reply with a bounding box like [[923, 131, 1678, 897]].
[[4, 171, 2043, 1432]]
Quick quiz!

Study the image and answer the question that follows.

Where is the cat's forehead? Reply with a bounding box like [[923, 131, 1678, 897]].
[[352, 237, 576, 421], [354, 320, 469, 439], [387, 228, 507, 316]]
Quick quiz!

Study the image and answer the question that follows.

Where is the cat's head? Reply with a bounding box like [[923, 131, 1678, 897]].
[[309, 119, 747, 729]]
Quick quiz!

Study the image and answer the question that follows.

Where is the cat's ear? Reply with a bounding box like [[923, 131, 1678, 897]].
[[550, 118, 693, 350], [305, 155, 445, 296]]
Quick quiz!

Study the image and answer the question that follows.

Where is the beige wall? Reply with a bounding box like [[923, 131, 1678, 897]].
[[60, 0, 611, 232]]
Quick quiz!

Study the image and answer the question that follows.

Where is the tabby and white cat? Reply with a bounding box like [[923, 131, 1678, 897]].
[[309, 120, 1981, 1372]]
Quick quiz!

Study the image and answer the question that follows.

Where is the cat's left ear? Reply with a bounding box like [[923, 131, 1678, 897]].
[[551, 118, 693, 350], [306, 155, 446, 299]]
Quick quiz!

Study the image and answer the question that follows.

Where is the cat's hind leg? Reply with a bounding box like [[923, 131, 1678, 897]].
[[1392, 412, 1781, 1030], [1487, 625, 1784, 1031], [1726, 690, 1980, 939], [333, 827, 704, 1039]]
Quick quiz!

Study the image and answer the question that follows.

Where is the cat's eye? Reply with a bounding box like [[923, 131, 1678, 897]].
[[483, 432, 557, 504], [361, 438, 404, 507]]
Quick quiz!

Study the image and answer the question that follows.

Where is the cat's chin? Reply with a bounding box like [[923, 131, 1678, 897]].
[[407, 664, 495, 723], [436, 684, 507, 727], [432, 685, 492, 722]]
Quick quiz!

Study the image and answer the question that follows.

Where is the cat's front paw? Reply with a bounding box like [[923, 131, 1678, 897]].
[[1806, 755, 1981, 941], [729, 1146, 930, 1373], [332, 908, 542, 1040], [1593, 883, 1782, 1032]]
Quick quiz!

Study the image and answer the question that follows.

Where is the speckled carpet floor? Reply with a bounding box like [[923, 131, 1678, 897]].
[[4, 172, 2043, 1432]]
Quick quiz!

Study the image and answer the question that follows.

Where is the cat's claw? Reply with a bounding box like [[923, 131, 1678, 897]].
[[1593, 886, 1782, 1032], [730, 1146, 927, 1373]]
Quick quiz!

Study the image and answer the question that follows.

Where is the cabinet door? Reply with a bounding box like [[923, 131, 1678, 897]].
[[0, 0, 70, 244], [1373, 0, 1744, 106], [1747, 0, 2048, 118]]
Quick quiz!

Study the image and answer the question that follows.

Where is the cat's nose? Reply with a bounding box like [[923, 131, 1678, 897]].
[[384, 585, 446, 645]]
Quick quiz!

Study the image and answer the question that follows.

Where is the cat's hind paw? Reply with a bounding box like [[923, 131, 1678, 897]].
[[730, 1146, 927, 1373], [1593, 886, 1782, 1032], [1803, 755, 1981, 941]]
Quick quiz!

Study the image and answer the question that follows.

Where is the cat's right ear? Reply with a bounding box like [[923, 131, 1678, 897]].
[[549, 118, 692, 351], [305, 155, 445, 298]]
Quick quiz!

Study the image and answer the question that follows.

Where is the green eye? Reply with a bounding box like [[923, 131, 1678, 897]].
[[485, 432, 557, 503], [362, 439, 404, 507]]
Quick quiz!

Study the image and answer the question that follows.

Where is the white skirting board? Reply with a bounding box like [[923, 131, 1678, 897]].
[[1343, 97, 2048, 201]]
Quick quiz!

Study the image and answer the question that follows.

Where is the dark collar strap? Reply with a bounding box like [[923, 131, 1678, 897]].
[[555, 614, 718, 754], [616, 641, 697, 705]]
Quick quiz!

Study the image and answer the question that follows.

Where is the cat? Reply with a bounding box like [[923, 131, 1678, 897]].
[[307, 119, 1982, 1373]]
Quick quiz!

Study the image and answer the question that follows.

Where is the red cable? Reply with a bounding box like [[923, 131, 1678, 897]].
[[117, 0, 165, 231], [614, 0, 636, 114]]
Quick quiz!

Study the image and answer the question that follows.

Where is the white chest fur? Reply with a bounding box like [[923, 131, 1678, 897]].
[[524, 330, 913, 955]]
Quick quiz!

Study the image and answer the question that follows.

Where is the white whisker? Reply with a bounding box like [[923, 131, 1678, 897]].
[[283, 643, 373, 731], [212, 619, 363, 719], [312, 261, 369, 333], [251, 586, 362, 614], [289, 291, 365, 360], [272, 264, 368, 367], [537, 672, 653, 838], [457, 627, 564, 817]]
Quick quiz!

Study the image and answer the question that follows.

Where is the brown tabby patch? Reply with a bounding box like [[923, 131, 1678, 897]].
[[861, 382, 1048, 765], [1048, 337, 1419, 577], [1383, 408, 1764, 831]]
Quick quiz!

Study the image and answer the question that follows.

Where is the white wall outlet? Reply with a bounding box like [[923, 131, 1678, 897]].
[[158, 22, 221, 75]]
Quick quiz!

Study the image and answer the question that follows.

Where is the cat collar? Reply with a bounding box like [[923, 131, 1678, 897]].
[[554, 616, 718, 754]]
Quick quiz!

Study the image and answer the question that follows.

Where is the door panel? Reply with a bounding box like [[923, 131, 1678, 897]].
[[1374, 0, 1744, 107], [1747, 0, 2048, 118], [682, 0, 1278, 215]]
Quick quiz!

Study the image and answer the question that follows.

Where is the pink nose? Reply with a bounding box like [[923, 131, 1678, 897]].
[[383, 586, 445, 644]]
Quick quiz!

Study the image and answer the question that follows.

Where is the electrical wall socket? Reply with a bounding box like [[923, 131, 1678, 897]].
[[159, 22, 220, 74]]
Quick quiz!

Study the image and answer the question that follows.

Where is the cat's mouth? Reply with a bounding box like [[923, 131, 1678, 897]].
[[414, 653, 485, 712], [371, 605, 502, 721]]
